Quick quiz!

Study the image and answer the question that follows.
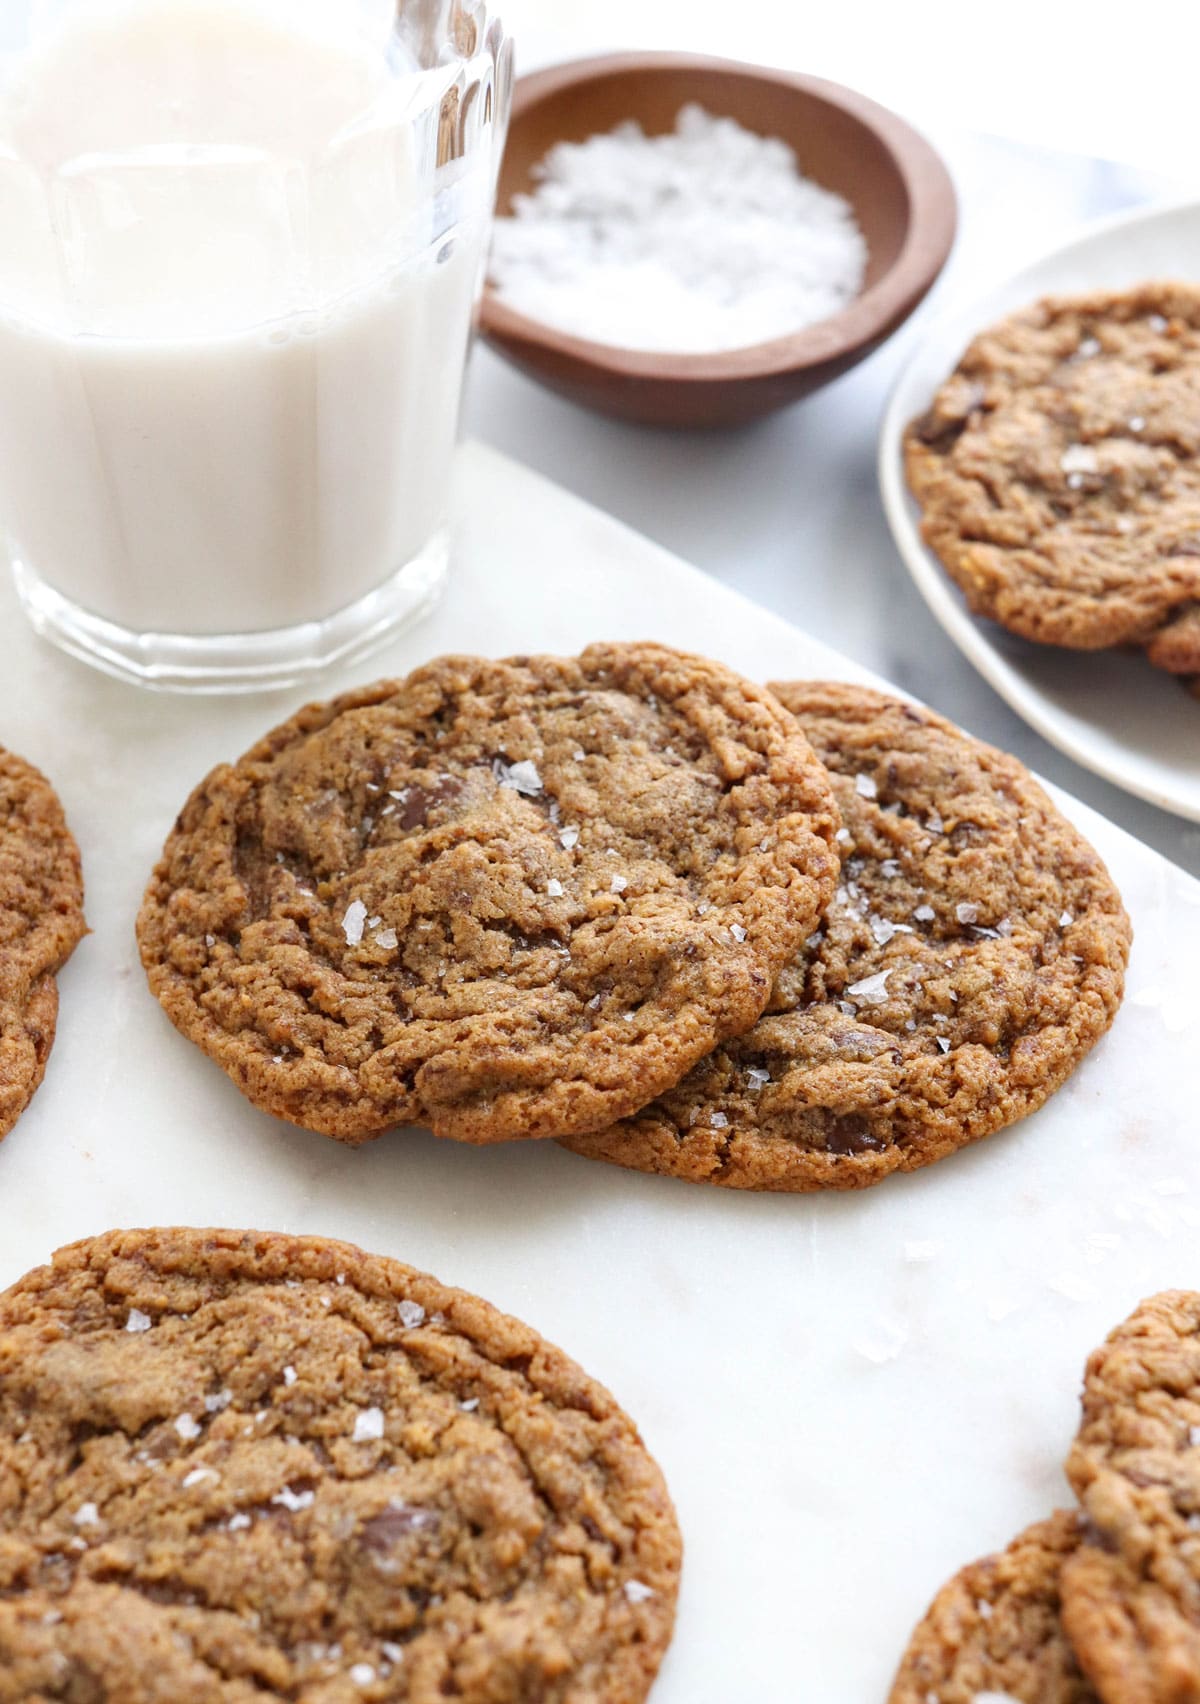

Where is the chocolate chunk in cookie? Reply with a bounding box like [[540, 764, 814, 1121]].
[[0, 1228, 681, 1704], [1061, 1290, 1200, 1704], [137, 645, 840, 1145], [559, 683, 1129, 1191], [0, 747, 86, 1140], [905, 282, 1200, 681], [889, 1511, 1097, 1704]]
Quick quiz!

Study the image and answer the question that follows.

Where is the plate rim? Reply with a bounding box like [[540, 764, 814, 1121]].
[[877, 191, 1200, 825]]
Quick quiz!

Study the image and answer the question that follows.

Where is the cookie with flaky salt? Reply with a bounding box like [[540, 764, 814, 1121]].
[[137, 644, 840, 1145], [0, 1227, 681, 1704], [559, 682, 1129, 1191]]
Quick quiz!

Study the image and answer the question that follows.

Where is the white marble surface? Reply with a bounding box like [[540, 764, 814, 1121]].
[[2, 442, 1199, 1701], [467, 130, 1200, 875]]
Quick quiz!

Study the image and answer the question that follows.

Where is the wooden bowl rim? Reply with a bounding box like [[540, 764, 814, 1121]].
[[479, 51, 958, 385]]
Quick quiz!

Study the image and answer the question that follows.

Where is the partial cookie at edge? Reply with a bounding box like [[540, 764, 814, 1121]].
[[905, 281, 1200, 679], [0, 1226, 681, 1704], [889, 1510, 1097, 1704], [1061, 1289, 1200, 1704], [0, 747, 86, 1139]]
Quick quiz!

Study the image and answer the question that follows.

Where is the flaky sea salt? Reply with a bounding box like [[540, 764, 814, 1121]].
[[746, 1066, 771, 1090], [272, 1486, 314, 1512], [846, 969, 892, 1006], [353, 1407, 386, 1443], [282, 1366, 297, 1387], [913, 904, 935, 923], [342, 900, 367, 946], [546, 879, 564, 898], [559, 824, 580, 849], [955, 902, 979, 925], [496, 758, 543, 796], [855, 773, 877, 799], [610, 874, 628, 893], [375, 928, 398, 950], [398, 1299, 425, 1330], [350, 1666, 376, 1687], [125, 1308, 152, 1333], [870, 917, 913, 946], [1061, 444, 1100, 475], [624, 1580, 655, 1604], [489, 105, 866, 354], [730, 923, 747, 942], [205, 1389, 233, 1413], [72, 1502, 99, 1527], [174, 1413, 201, 1441]]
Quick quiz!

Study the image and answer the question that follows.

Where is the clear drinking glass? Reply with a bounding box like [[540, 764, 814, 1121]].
[[0, 0, 511, 691]]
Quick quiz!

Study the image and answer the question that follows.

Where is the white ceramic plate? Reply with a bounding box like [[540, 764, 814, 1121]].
[[879, 195, 1200, 823]]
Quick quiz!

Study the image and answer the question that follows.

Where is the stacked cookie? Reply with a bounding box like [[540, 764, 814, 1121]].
[[138, 643, 1131, 1186], [890, 1290, 1200, 1704], [906, 282, 1200, 698]]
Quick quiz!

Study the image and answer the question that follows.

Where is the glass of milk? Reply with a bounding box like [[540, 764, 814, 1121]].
[[0, 0, 511, 690]]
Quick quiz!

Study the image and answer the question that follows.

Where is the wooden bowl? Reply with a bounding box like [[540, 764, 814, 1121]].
[[478, 53, 957, 428]]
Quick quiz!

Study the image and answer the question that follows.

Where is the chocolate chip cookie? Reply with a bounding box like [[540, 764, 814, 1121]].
[[137, 645, 839, 1145], [889, 1511, 1097, 1704], [905, 282, 1200, 682], [1061, 1290, 1200, 1704], [0, 1227, 681, 1703], [1, 747, 86, 1141], [559, 683, 1130, 1191]]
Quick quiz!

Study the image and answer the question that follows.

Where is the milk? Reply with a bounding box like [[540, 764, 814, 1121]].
[[0, 0, 497, 649]]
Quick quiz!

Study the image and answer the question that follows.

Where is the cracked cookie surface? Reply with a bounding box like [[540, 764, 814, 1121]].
[[889, 1511, 1097, 1704], [1061, 1290, 1200, 1704], [905, 282, 1200, 681], [0, 1228, 681, 1704], [137, 645, 839, 1145], [0, 747, 86, 1140], [558, 683, 1129, 1191]]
